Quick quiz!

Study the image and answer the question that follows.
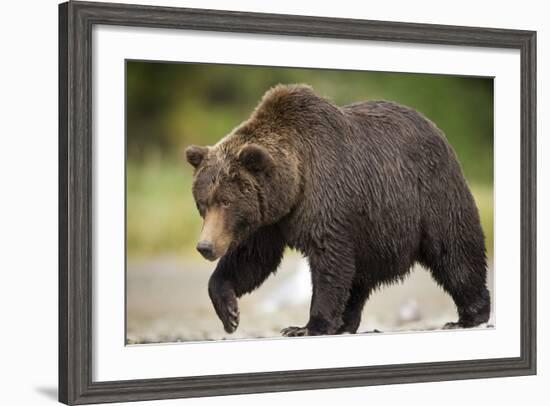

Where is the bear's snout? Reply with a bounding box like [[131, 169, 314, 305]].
[[196, 241, 216, 261], [197, 207, 232, 261]]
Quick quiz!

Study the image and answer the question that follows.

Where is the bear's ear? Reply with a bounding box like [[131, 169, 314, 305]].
[[238, 144, 274, 174], [185, 145, 209, 168]]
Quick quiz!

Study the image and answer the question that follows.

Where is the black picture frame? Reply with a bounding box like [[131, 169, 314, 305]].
[[59, 1, 537, 404]]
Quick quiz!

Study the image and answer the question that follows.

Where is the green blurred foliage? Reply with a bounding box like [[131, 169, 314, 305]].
[[127, 61, 493, 257]]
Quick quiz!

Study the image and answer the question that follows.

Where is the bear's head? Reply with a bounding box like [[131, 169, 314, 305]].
[[185, 142, 279, 261], [184, 84, 316, 260]]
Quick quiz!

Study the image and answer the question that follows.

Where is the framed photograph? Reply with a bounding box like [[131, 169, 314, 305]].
[[59, 1, 536, 404]]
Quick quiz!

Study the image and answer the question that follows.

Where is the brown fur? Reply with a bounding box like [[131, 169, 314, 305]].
[[186, 84, 490, 336]]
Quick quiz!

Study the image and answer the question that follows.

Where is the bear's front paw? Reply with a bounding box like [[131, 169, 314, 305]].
[[220, 297, 240, 334], [281, 326, 328, 337], [281, 326, 309, 337], [209, 281, 240, 334], [215, 294, 240, 334]]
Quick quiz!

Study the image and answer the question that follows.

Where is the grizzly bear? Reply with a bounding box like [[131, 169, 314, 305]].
[[185, 84, 490, 336]]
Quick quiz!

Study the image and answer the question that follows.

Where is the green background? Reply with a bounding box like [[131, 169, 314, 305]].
[[126, 61, 493, 259]]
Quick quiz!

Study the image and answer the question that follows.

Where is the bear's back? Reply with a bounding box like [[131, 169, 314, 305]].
[[341, 100, 459, 188]]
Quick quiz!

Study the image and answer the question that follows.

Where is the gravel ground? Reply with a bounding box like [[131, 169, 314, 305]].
[[126, 253, 494, 344]]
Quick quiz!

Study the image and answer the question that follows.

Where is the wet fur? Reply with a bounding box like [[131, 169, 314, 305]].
[[190, 84, 491, 335]]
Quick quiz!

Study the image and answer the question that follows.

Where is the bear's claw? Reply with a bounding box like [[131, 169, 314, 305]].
[[209, 283, 240, 334], [443, 321, 490, 330], [281, 326, 309, 337], [221, 300, 240, 334]]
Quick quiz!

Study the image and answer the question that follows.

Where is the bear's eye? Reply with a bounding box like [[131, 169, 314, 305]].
[[196, 202, 206, 216], [219, 199, 230, 208]]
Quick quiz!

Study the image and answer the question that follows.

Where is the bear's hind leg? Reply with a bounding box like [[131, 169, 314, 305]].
[[442, 284, 491, 330], [427, 256, 491, 329]]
